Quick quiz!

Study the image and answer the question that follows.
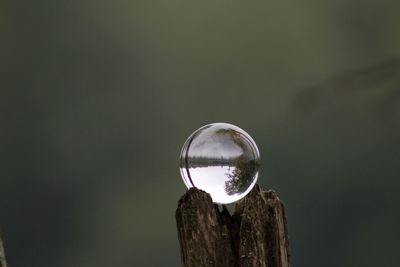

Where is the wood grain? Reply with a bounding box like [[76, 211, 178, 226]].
[[176, 184, 290, 267]]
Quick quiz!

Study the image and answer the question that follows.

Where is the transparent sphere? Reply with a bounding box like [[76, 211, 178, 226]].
[[179, 123, 260, 204]]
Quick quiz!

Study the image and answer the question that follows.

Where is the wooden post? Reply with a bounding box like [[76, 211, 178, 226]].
[[176, 184, 290, 267], [0, 233, 7, 267]]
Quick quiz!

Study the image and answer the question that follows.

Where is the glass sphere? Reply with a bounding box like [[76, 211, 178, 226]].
[[179, 123, 260, 204]]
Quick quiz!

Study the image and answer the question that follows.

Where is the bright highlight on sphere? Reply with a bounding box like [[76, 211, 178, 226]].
[[179, 123, 260, 204]]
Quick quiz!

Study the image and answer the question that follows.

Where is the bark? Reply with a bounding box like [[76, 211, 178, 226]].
[[0, 233, 7, 267], [176, 184, 290, 267]]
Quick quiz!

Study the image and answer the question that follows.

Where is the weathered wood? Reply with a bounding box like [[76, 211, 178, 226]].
[[0, 233, 7, 267], [175, 188, 237, 267], [176, 184, 290, 267]]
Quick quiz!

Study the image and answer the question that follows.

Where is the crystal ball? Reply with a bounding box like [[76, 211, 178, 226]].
[[179, 123, 260, 204]]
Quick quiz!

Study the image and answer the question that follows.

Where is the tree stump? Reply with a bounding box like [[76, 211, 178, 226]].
[[176, 184, 290, 267], [0, 233, 7, 267]]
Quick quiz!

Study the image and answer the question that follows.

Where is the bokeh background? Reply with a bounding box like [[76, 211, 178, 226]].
[[1, 1, 400, 266]]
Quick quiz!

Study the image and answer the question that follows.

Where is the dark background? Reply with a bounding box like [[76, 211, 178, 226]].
[[1, 1, 400, 266]]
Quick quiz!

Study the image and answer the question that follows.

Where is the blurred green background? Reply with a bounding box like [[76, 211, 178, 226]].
[[1, 0, 400, 266]]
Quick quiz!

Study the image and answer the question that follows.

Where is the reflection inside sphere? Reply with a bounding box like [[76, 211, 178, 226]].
[[179, 123, 260, 204]]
